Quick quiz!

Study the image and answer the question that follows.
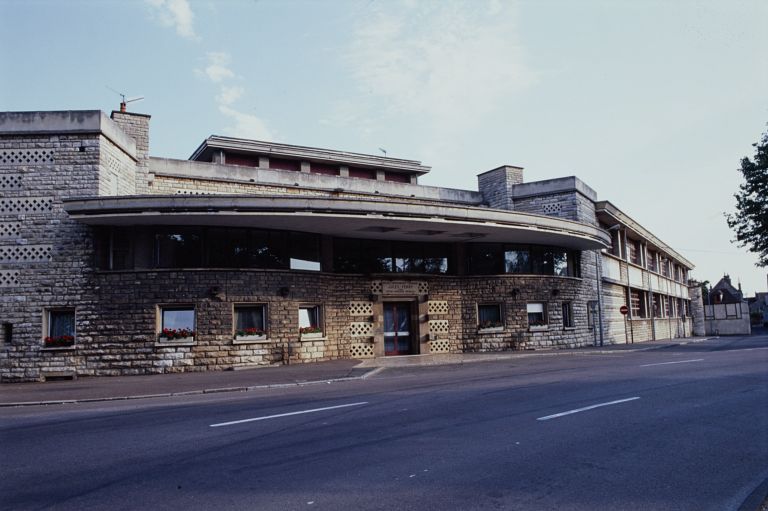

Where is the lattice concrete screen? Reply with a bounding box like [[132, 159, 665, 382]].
[[348, 301, 373, 316], [0, 222, 20, 238], [350, 343, 374, 358], [429, 339, 451, 354], [0, 244, 52, 263], [428, 300, 449, 315], [0, 149, 55, 165], [0, 197, 54, 214], [0, 174, 23, 191], [0, 270, 20, 287], [543, 203, 562, 214], [428, 319, 450, 337], [370, 281, 383, 294], [418, 281, 429, 294], [349, 322, 374, 338]]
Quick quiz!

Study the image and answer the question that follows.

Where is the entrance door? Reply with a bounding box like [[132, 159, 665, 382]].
[[384, 302, 413, 355]]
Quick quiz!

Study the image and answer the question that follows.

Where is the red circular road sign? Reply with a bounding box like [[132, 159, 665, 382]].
[[619, 305, 629, 315]]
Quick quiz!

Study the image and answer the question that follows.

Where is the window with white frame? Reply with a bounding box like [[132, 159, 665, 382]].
[[299, 305, 323, 336], [562, 302, 574, 328], [158, 306, 195, 341], [477, 303, 503, 329], [44, 308, 75, 347], [527, 302, 547, 327], [234, 304, 266, 338]]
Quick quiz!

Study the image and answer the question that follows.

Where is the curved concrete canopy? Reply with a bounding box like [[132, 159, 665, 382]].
[[63, 195, 611, 250]]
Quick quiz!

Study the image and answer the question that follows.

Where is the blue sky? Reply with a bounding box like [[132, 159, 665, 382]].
[[1, 0, 767, 292]]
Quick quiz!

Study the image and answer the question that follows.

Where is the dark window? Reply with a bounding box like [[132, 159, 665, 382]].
[[478, 304, 503, 329], [629, 239, 640, 265], [310, 162, 339, 175], [333, 238, 448, 274], [468, 244, 503, 275], [289, 232, 321, 271], [384, 172, 410, 183], [562, 302, 574, 328], [3, 322, 11, 344], [647, 251, 658, 272], [652, 293, 663, 318], [504, 247, 531, 273], [156, 230, 203, 268], [268, 158, 301, 171], [348, 167, 376, 179], [234, 305, 266, 337], [225, 153, 259, 167]]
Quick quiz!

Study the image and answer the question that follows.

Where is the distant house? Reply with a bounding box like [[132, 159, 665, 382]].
[[703, 275, 751, 335], [747, 291, 768, 327]]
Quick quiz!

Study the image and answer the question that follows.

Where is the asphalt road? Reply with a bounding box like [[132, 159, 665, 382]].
[[1, 335, 766, 511]]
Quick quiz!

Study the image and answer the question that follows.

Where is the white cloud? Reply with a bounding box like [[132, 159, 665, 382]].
[[216, 85, 244, 106], [346, 0, 535, 126], [146, 0, 196, 39], [219, 105, 273, 141], [197, 51, 236, 83]]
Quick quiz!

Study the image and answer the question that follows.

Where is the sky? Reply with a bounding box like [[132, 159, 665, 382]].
[[1, 0, 766, 293]]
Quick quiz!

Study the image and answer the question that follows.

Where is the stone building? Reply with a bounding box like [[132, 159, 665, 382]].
[[0, 109, 699, 382]]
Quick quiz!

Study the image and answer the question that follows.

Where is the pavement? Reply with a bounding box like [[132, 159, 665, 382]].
[[0, 336, 713, 407]]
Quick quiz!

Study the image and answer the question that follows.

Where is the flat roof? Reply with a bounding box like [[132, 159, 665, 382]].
[[189, 136, 431, 175]]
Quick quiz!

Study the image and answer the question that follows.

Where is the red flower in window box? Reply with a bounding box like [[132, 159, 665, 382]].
[[44, 335, 75, 347], [236, 327, 264, 337], [158, 328, 195, 340], [299, 326, 322, 335]]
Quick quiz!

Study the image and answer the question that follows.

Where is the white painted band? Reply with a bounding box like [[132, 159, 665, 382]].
[[210, 401, 369, 427], [537, 397, 640, 421]]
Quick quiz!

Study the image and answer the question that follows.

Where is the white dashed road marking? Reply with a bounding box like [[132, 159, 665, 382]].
[[210, 402, 368, 427], [537, 397, 640, 421], [640, 359, 704, 367]]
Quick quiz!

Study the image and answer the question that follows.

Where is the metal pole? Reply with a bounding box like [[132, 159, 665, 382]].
[[594, 251, 605, 347]]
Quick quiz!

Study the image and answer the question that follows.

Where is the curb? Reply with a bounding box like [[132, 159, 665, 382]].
[[0, 367, 386, 408], [0, 339, 711, 407]]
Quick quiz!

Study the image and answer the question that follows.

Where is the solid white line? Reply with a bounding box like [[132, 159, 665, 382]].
[[537, 397, 640, 421], [639, 359, 704, 367], [210, 401, 368, 428]]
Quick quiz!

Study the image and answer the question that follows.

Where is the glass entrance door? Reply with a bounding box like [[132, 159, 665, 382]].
[[383, 302, 413, 355]]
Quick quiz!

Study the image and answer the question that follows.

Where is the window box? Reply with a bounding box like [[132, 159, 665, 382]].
[[477, 303, 503, 332], [43, 309, 75, 348], [234, 304, 268, 342], [527, 302, 548, 330], [299, 306, 323, 339], [157, 306, 195, 344]]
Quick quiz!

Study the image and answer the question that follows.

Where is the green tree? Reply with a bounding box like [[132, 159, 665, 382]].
[[726, 130, 768, 267]]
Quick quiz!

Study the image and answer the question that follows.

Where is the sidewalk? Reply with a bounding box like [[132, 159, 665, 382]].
[[0, 336, 711, 407]]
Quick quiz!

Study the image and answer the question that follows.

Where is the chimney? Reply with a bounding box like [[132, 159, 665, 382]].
[[477, 165, 524, 210], [110, 110, 152, 193]]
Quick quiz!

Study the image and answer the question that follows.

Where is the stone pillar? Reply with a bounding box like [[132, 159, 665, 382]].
[[110, 111, 151, 193], [476, 165, 524, 210], [688, 283, 705, 336]]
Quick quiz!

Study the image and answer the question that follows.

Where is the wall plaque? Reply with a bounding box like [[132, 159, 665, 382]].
[[381, 281, 424, 296]]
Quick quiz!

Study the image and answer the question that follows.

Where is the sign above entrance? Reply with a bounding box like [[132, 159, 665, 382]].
[[619, 305, 629, 315], [378, 281, 428, 296]]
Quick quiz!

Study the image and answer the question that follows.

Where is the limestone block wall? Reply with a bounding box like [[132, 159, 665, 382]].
[[0, 133, 102, 381], [109, 111, 150, 194], [98, 135, 137, 196], [512, 191, 597, 226]]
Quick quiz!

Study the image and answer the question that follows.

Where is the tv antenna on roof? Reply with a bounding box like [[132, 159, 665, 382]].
[[106, 85, 144, 112], [378, 147, 387, 157]]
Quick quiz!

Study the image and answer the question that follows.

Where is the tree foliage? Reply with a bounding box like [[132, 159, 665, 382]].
[[726, 130, 768, 267]]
